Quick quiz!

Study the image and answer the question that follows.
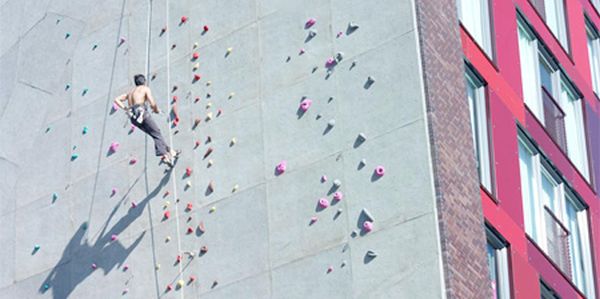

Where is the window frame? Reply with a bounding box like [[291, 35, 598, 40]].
[[465, 63, 495, 194], [486, 225, 512, 299], [457, 0, 495, 58], [585, 16, 600, 97], [517, 128, 597, 298]]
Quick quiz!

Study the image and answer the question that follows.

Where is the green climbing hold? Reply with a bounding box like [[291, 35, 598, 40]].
[[45, 127, 51, 133], [65, 33, 70, 39], [82, 126, 88, 134], [52, 193, 58, 202], [92, 44, 98, 50], [82, 88, 88, 96], [43, 284, 49, 290], [34, 244, 40, 250], [65, 84, 70, 90], [71, 153, 78, 161]]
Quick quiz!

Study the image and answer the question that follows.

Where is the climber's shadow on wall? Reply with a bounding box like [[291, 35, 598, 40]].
[[39, 171, 172, 298]]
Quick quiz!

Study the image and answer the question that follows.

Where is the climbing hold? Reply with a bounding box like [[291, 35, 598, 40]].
[[336, 31, 343, 38], [185, 167, 193, 177], [109, 141, 120, 153], [337, 208, 343, 214], [206, 80, 211, 86], [172, 95, 178, 102], [129, 158, 137, 165], [366, 76, 375, 86], [164, 211, 171, 219], [193, 42, 199, 48], [119, 36, 126, 44], [308, 29, 317, 38], [187, 226, 194, 234], [206, 102, 212, 108], [203, 147, 213, 159], [351, 61, 357, 69], [209, 206, 216, 213], [193, 62, 200, 70], [203, 25, 209, 32], [111, 234, 118, 241], [122, 288, 129, 294], [186, 202, 193, 211], [198, 221, 206, 233], [181, 16, 188, 23], [321, 175, 327, 182], [92, 44, 98, 50], [366, 250, 377, 258], [299, 48, 305, 55], [276, 160, 287, 174], [165, 236, 171, 242], [363, 221, 373, 233], [327, 266, 334, 273], [177, 280, 184, 288], [226, 47, 233, 54], [65, 84, 70, 90], [374, 165, 385, 177], [193, 118, 201, 129], [358, 133, 366, 141], [299, 99, 312, 111], [228, 92, 235, 99], [232, 184, 239, 193], [82, 126, 88, 134], [131, 201, 137, 208], [207, 159, 213, 167], [325, 57, 336, 68], [206, 112, 213, 120], [208, 181, 215, 192], [91, 263, 97, 269], [65, 32, 71, 39], [161, 26, 167, 34], [333, 179, 342, 188], [111, 188, 117, 196], [333, 191, 343, 201], [176, 255, 182, 263], [123, 264, 129, 271], [318, 198, 330, 208], [348, 22, 360, 32], [359, 159, 367, 166], [52, 193, 58, 202], [194, 140, 201, 148], [310, 216, 318, 224], [327, 119, 336, 128], [193, 74, 201, 81], [166, 284, 173, 291], [230, 137, 236, 145], [335, 52, 344, 63], [305, 18, 316, 28], [361, 208, 374, 222], [217, 109, 223, 117], [186, 181, 192, 188], [164, 201, 171, 207], [34, 244, 40, 251], [43, 284, 49, 290], [190, 275, 197, 282], [192, 52, 199, 60], [341, 261, 347, 267], [155, 263, 161, 270], [82, 88, 89, 96], [71, 153, 79, 161]]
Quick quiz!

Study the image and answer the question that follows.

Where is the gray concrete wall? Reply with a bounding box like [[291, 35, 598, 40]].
[[0, 0, 445, 298]]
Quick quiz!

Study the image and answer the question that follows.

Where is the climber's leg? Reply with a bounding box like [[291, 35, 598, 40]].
[[139, 115, 170, 157]]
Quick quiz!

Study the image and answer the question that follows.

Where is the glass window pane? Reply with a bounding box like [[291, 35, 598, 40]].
[[486, 243, 500, 299], [539, 57, 554, 93], [519, 140, 538, 240], [565, 198, 587, 293], [518, 22, 543, 120], [558, 82, 589, 179], [458, 0, 492, 54]]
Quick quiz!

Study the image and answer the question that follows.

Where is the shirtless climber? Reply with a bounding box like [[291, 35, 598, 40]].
[[113, 74, 180, 167]]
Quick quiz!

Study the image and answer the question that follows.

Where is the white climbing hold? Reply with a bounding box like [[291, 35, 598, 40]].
[[333, 179, 341, 187], [328, 119, 335, 127]]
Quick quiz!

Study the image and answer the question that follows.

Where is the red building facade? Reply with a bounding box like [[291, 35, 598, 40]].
[[458, 0, 600, 298]]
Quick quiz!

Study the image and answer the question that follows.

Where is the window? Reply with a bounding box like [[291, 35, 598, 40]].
[[591, 0, 600, 15], [486, 226, 511, 299], [540, 280, 560, 299], [517, 16, 589, 179], [518, 130, 597, 298], [530, 0, 569, 50], [465, 65, 493, 192], [457, 0, 493, 55], [586, 18, 600, 95]]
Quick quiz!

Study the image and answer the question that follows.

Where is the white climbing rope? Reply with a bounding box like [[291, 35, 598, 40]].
[[164, 0, 186, 297]]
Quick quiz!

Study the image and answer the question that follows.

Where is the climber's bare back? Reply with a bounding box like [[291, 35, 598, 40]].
[[128, 86, 151, 106]]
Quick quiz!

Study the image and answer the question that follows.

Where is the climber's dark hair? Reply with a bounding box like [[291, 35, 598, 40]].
[[134, 74, 146, 86]]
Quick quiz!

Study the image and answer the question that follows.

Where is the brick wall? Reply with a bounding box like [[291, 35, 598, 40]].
[[413, 0, 493, 298]]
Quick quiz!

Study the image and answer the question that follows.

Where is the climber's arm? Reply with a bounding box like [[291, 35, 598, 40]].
[[146, 87, 159, 113], [113, 93, 128, 110]]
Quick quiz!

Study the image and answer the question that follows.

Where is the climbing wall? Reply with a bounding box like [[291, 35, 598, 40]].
[[0, 0, 447, 298]]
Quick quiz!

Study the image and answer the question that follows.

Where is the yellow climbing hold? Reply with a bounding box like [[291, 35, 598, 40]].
[[227, 47, 233, 53], [232, 184, 239, 192], [228, 92, 235, 99], [207, 159, 213, 166], [206, 80, 212, 86], [155, 263, 161, 270], [209, 206, 216, 213], [177, 280, 185, 288]]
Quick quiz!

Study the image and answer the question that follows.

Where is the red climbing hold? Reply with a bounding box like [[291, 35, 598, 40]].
[[172, 95, 178, 102], [181, 16, 188, 23], [203, 25, 209, 32], [164, 211, 171, 219], [192, 52, 199, 59], [185, 167, 193, 177], [176, 255, 182, 263], [193, 74, 201, 81], [194, 140, 200, 148], [189, 275, 197, 282], [166, 284, 173, 291], [186, 202, 193, 211], [187, 226, 194, 234], [203, 147, 213, 159]]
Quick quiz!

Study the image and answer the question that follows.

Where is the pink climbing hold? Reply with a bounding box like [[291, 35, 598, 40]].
[[109, 141, 119, 152], [111, 234, 118, 241], [181, 16, 188, 23], [321, 175, 327, 182], [192, 52, 199, 60], [91, 263, 97, 269], [276, 160, 287, 174], [186, 202, 193, 211], [299, 99, 312, 112], [363, 221, 373, 233], [129, 158, 137, 165], [299, 48, 305, 55], [310, 216, 318, 223], [327, 266, 334, 273], [325, 57, 336, 67], [333, 191, 343, 201], [318, 198, 330, 208], [305, 18, 316, 28], [164, 211, 171, 219], [123, 264, 129, 271], [131, 201, 137, 208], [375, 165, 386, 177], [119, 37, 126, 44], [172, 95, 178, 102], [185, 167, 192, 177], [112, 103, 120, 111], [187, 227, 194, 234], [336, 31, 343, 38]]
